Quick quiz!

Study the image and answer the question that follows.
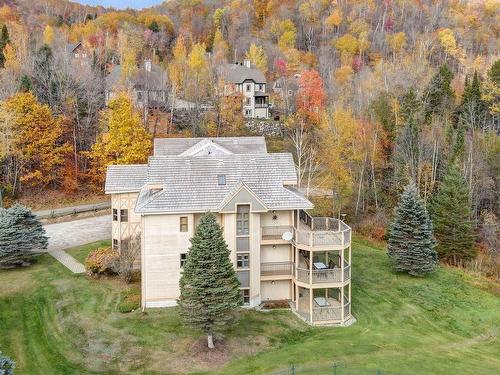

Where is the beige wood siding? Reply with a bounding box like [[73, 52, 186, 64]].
[[219, 188, 266, 212], [261, 280, 291, 301], [250, 212, 261, 306], [142, 214, 194, 306], [261, 245, 292, 262], [111, 192, 141, 244], [260, 210, 293, 227]]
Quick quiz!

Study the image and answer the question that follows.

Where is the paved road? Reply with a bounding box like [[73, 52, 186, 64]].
[[43, 215, 111, 273]]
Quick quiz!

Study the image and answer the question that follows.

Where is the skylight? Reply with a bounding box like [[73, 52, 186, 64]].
[[218, 174, 226, 185]]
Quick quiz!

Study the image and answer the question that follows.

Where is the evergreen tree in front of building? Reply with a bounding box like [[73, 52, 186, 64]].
[[387, 183, 437, 276], [178, 212, 241, 349], [430, 165, 476, 264], [0, 204, 48, 268], [0, 351, 15, 375]]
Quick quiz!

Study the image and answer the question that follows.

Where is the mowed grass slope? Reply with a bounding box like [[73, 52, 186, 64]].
[[0, 238, 498, 375]]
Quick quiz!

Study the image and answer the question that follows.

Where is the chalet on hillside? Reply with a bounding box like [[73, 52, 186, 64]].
[[218, 60, 270, 119], [105, 59, 169, 111]]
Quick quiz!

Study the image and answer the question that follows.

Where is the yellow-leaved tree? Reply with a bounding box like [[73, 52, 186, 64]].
[[0, 92, 69, 193], [320, 108, 359, 210], [167, 36, 188, 133], [120, 48, 138, 84], [245, 43, 267, 73], [438, 28, 457, 61], [87, 92, 152, 187], [43, 25, 54, 45]]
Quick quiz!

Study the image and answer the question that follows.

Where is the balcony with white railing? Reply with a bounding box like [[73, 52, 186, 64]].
[[260, 261, 294, 277], [261, 225, 293, 242], [295, 210, 351, 249], [295, 287, 351, 324], [295, 260, 350, 285]]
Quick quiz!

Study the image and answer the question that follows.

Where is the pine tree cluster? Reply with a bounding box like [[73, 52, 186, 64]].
[[0, 203, 48, 268]]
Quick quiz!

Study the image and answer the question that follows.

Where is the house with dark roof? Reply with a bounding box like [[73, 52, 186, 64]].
[[66, 41, 90, 65], [104, 136, 353, 326], [270, 73, 301, 115], [105, 59, 169, 112], [218, 60, 270, 119]]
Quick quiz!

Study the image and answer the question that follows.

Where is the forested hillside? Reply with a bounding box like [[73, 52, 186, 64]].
[[0, 0, 498, 270]]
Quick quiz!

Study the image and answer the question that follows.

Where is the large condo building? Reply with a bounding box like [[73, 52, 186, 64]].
[[105, 137, 352, 325]]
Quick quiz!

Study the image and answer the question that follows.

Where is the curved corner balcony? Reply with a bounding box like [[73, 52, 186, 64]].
[[295, 261, 351, 285], [294, 210, 351, 250]]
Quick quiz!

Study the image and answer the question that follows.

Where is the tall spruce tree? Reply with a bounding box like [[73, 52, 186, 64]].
[[424, 64, 454, 121], [458, 72, 488, 130], [178, 212, 241, 349], [0, 24, 9, 68], [0, 351, 15, 375], [388, 183, 437, 276], [0, 204, 48, 268], [430, 165, 476, 264]]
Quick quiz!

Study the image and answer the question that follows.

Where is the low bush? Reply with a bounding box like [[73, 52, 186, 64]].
[[261, 300, 290, 309], [354, 210, 390, 242], [84, 247, 119, 276], [117, 287, 141, 313]]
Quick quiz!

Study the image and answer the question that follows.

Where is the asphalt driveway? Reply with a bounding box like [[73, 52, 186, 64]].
[[43, 215, 111, 273]]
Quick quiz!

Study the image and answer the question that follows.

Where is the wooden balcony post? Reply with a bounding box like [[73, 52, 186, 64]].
[[349, 283, 351, 316], [341, 234, 345, 283], [295, 282, 299, 311], [309, 287, 313, 323], [309, 250, 313, 284], [341, 286, 345, 322]]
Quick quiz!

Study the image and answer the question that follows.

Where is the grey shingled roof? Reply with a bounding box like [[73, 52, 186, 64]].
[[135, 153, 312, 213], [219, 63, 266, 84], [105, 164, 148, 193], [66, 42, 81, 53], [106, 63, 168, 91], [154, 137, 267, 156]]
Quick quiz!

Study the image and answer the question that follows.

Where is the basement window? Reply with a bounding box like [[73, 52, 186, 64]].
[[218, 174, 226, 185], [241, 289, 250, 305]]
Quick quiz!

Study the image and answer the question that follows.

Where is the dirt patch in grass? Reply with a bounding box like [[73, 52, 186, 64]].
[[0, 266, 36, 297], [191, 337, 230, 367]]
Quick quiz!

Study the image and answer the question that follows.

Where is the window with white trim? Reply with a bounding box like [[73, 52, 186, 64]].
[[237, 253, 249, 268], [236, 205, 250, 235], [241, 289, 250, 305]]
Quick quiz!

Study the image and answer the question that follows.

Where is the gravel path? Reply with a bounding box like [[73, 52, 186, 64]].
[[43, 215, 111, 273]]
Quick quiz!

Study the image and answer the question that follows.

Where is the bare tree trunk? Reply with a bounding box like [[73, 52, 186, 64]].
[[207, 330, 215, 349], [169, 86, 176, 134], [371, 131, 379, 210], [355, 153, 367, 216]]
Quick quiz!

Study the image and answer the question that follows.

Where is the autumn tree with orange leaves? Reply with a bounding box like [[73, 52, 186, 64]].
[[296, 70, 325, 125]]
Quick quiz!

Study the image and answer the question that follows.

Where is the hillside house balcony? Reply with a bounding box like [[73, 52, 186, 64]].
[[294, 210, 351, 249], [295, 249, 350, 285], [295, 286, 351, 325]]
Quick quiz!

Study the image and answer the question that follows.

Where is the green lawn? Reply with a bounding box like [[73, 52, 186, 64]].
[[0, 238, 498, 375]]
